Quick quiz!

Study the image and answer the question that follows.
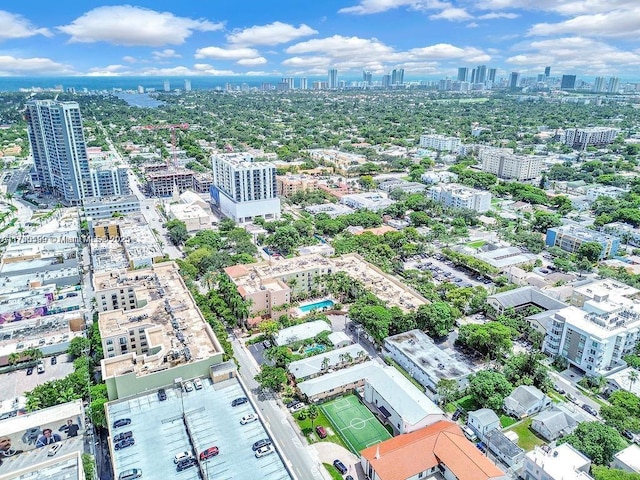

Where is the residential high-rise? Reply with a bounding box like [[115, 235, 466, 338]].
[[163, 80, 170, 92], [509, 72, 520, 89], [328, 68, 338, 89], [184, 79, 191, 92], [608, 77, 620, 94], [363, 70, 372, 85], [544, 66, 551, 77], [457, 67, 469, 82], [281, 77, 294, 90], [25, 100, 93, 204], [479, 148, 544, 181], [391, 68, 405, 85], [299, 77, 308, 90], [488, 68, 497, 83], [592, 77, 605, 93], [563, 127, 618, 149], [560, 75, 577, 90], [470, 68, 476, 84], [382, 74, 391, 88], [210, 153, 281, 223], [475, 65, 487, 84]]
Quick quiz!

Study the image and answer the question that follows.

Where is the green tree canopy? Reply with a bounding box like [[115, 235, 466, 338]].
[[558, 422, 627, 465], [468, 370, 513, 410]]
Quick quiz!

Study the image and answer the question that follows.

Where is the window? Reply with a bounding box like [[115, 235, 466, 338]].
[[119, 337, 127, 345], [106, 339, 113, 345]]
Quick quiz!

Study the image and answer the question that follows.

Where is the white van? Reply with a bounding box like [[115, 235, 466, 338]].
[[462, 425, 478, 441], [118, 469, 142, 480]]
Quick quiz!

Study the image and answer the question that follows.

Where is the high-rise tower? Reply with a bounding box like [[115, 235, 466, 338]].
[[328, 69, 338, 89]]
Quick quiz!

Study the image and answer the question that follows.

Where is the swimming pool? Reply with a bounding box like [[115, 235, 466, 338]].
[[299, 299, 335, 313]]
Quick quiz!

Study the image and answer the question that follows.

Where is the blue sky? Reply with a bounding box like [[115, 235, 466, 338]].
[[1, 1, 638, 78]]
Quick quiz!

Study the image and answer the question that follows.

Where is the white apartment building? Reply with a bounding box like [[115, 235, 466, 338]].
[[563, 127, 618, 150], [210, 153, 281, 223], [481, 151, 544, 181], [428, 183, 491, 212], [419, 134, 461, 152], [543, 280, 640, 375], [523, 444, 593, 480]]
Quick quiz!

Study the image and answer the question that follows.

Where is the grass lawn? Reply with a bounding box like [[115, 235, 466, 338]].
[[455, 395, 480, 412], [444, 402, 458, 414], [324, 463, 344, 480], [466, 240, 486, 248], [547, 391, 565, 403], [295, 409, 348, 450], [506, 418, 546, 451], [385, 357, 424, 390], [500, 415, 517, 428]]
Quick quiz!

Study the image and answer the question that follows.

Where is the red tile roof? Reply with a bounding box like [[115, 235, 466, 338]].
[[361, 421, 504, 480]]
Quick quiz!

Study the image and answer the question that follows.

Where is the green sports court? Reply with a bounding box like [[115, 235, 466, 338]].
[[320, 395, 392, 454]]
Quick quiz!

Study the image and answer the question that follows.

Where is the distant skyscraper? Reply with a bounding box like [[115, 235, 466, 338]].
[[382, 74, 391, 88], [363, 70, 372, 85], [457, 67, 469, 82], [328, 69, 338, 89], [509, 72, 520, 89], [391, 68, 404, 85], [281, 77, 294, 90], [137, 85, 144, 94], [488, 68, 497, 83], [544, 66, 551, 77], [475, 65, 487, 84], [300, 77, 308, 90], [163, 80, 170, 92], [593, 77, 605, 93], [608, 77, 620, 94], [184, 79, 191, 92], [560, 75, 577, 90], [25, 100, 93, 204], [470, 68, 476, 84]]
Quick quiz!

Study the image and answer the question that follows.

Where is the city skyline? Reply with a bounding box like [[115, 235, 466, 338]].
[[0, 1, 638, 78]]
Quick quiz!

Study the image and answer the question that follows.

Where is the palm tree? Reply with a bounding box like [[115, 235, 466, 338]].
[[321, 357, 330, 371], [342, 352, 353, 366], [308, 404, 319, 430], [8, 352, 21, 366], [628, 370, 639, 391]]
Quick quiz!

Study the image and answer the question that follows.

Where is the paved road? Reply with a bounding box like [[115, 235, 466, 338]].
[[232, 336, 330, 480], [549, 370, 603, 415], [3, 166, 30, 194]]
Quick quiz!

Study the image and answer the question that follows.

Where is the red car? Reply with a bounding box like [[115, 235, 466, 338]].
[[199, 446, 219, 460], [315, 426, 327, 439]]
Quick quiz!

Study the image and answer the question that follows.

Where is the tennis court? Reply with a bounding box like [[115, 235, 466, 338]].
[[320, 395, 392, 454]]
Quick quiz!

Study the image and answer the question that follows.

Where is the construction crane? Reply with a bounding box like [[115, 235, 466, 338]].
[[133, 122, 190, 168]]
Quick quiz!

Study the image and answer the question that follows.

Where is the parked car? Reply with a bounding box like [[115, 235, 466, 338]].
[[476, 442, 487, 453], [240, 414, 257, 425], [252, 438, 272, 451], [582, 404, 598, 416], [554, 385, 566, 395], [26, 367, 33, 375], [176, 458, 197, 471], [113, 418, 132, 428], [622, 430, 635, 441], [183, 381, 194, 392], [193, 378, 203, 390], [174, 451, 193, 464], [114, 438, 135, 450], [255, 445, 275, 458], [285, 400, 300, 409], [289, 402, 305, 413], [566, 393, 578, 404], [315, 426, 327, 439], [346, 476, 354, 480], [462, 426, 477, 441], [113, 431, 133, 442], [118, 469, 142, 480], [231, 397, 248, 407], [157, 388, 167, 401], [262, 340, 272, 349], [37, 363, 45, 374], [333, 459, 348, 475], [199, 446, 219, 460], [51, 356, 57, 365], [48, 443, 62, 456], [451, 409, 462, 421]]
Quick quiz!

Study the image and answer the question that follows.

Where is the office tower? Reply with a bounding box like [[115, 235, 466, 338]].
[[488, 68, 497, 83], [470, 68, 476, 84], [163, 80, 170, 92], [392, 68, 404, 85], [560, 75, 577, 90], [280, 77, 294, 90], [363, 70, 372, 85], [184, 79, 191, 92], [210, 153, 280, 223], [328, 69, 338, 89], [608, 77, 620, 94], [509, 72, 520, 89], [457, 67, 469, 82], [593, 77, 605, 93], [300, 77, 308, 90], [475, 65, 487, 84], [25, 100, 93, 204], [544, 66, 551, 77], [382, 74, 391, 88], [137, 85, 144, 94]]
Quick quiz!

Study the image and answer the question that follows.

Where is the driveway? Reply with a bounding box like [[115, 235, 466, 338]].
[[313, 442, 364, 479]]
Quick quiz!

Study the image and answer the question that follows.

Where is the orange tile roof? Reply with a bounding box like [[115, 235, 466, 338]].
[[361, 421, 504, 480], [354, 225, 397, 236], [224, 264, 249, 278]]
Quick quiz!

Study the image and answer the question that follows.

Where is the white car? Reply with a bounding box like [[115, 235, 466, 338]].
[[240, 414, 257, 425], [183, 381, 194, 392], [255, 444, 274, 458], [173, 451, 193, 464], [289, 402, 305, 413], [193, 378, 203, 390]]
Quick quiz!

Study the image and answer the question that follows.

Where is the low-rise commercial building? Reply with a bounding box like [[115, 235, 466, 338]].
[[166, 202, 212, 232], [95, 262, 225, 399], [428, 183, 491, 212], [585, 186, 627, 202], [377, 178, 427, 194], [340, 192, 395, 212], [83, 195, 140, 219], [473, 246, 538, 272], [545, 224, 620, 259]]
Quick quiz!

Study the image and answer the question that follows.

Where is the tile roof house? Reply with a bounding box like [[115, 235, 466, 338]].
[[360, 420, 507, 480], [503, 385, 552, 419]]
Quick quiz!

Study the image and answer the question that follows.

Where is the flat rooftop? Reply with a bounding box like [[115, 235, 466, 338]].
[[526, 444, 592, 480], [475, 247, 537, 269], [83, 195, 139, 206], [107, 377, 291, 480], [96, 262, 222, 379], [572, 279, 639, 304], [385, 330, 474, 381], [91, 241, 129, 272], [0, 442, 84, 480], [288, 344, 368, 380], [553, 304, 640, 339]]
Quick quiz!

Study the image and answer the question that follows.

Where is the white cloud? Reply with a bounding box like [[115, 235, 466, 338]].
[[0, 11, 51, 40], [466, 22, 480, 28], [528, 9, 640, 38], [339, 0, 446, 15], [236, 57, 267, 66], [477, 12, 519, 19], [429, 7, 473, 21], [136, 65, 238, 76], [0, 56, 72, 75], [152, 49, 181, 59], [475, 0, 637, 15], [227, 22, 318, 46], [408, 43, 489, 61], [87, 65, 129, 76], [195, 46, 262, 60], [122, 56, 137, 64], [286, 35, 396, 59], [58, 6, 223, 46]]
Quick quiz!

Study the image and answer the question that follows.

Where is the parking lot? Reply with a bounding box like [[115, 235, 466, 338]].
[[404, 254, 494, 289], [0, 355, 75, 403], [107, 377, 291, 480]]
